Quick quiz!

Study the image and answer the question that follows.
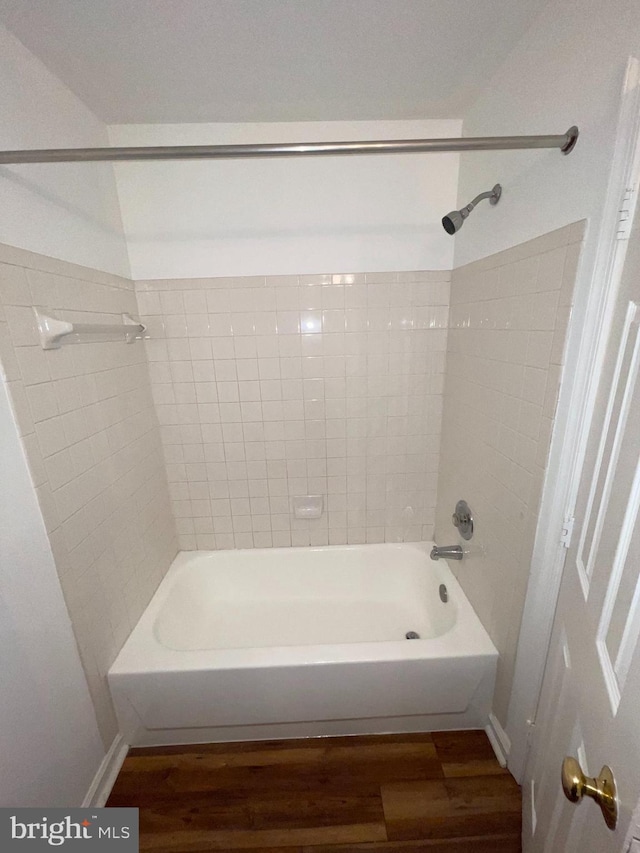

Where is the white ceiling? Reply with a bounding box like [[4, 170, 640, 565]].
[[0, 0, 547, 124]]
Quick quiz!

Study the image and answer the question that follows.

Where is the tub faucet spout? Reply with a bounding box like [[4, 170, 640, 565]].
[[430, 544, 463, 561]]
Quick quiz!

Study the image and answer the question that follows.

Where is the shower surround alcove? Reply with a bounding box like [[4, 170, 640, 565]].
[[106, 222, 582, 745], [0, 220, 582, 750]]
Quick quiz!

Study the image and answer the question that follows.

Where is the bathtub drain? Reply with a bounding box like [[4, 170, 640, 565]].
[[405, 631, 420, 640]]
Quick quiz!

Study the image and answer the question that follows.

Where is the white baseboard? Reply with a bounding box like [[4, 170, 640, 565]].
[[82, 734, 129, 807], [485, 712, 511, 769]]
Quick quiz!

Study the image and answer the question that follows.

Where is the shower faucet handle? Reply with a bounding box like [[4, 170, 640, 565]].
[[451, 500, 474, 540]]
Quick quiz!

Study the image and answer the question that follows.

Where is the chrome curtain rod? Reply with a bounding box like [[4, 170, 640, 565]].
[[0, 126, 579, 164]]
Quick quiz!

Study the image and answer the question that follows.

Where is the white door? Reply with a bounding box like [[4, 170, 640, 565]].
[[522, 108, 640, 850]]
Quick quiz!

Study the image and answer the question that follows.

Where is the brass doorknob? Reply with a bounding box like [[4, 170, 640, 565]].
[[561, 756, 618, 830]]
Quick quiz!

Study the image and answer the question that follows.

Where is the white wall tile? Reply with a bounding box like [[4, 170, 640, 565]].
[[0, 253, 177, 748], [434, 223, 583, 727], [138, 271, 450, 549]]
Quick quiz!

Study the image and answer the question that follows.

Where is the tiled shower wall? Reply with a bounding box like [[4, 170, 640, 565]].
[[435, 222, 584, 727], [0, 245, 177, 745], [136, 271, 450, 549]]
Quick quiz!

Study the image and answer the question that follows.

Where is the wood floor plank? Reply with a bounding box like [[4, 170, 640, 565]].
[[108, 774, 384, 804], [130, 788, 384, 834], [138, 847, 302, 853], [431, 731, 497, 764], [432, 731, 510, 781], [383, 812, 521, 843], [440, 759, 509, 778], [444, 774, 522, 815], [125, 740, 440, 774], [301, 834, 521, 852], [125, 747, 329, 771], [249, 792, 385, 831], [109, 741, 442, 803], [109, 770, 382, 806], [381, 775, 521, 842], [380, 780, 452, 821], [138, 822, 388, 851]]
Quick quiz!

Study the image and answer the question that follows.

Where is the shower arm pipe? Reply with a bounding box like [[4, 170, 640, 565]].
[[462, 189, 496, 213], [0, 126, 579, 164]]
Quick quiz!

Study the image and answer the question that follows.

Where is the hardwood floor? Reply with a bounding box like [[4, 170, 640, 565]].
[[107, 731, 522, 852]]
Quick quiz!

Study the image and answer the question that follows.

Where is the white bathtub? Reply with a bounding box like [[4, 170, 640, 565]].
[[109, 542, 497, 746]]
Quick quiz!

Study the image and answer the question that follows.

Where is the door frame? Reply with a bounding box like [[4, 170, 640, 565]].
[[506, 56, 640, 782]]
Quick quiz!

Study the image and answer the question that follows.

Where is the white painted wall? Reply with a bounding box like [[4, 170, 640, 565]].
[[0, 380, 105, 807], [454, 0, 640, 269], [109, 120, 461, 279], [0, 24, 129, 278]]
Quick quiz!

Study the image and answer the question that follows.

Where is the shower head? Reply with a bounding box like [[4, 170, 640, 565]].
[[442, 183, 501, 235]]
